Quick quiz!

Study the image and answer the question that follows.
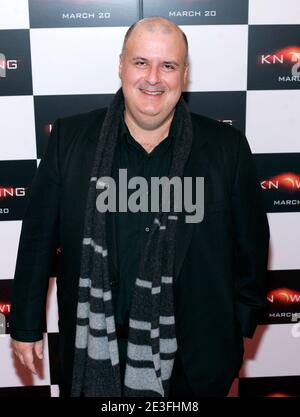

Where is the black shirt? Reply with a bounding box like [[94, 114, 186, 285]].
[[110, 115, 175, 361]]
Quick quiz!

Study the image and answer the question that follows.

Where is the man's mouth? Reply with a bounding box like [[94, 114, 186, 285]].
[[139, 89, 164, 96]]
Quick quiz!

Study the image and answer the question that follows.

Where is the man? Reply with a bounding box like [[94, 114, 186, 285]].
[[11, 17, 269, 397]]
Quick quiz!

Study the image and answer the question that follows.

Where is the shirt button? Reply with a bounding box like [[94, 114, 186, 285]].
[[145, 227, 150, 232]]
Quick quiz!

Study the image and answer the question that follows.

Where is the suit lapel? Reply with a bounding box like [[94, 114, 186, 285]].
[[173, 118, 210, 282], [174, 215, 195, 282]]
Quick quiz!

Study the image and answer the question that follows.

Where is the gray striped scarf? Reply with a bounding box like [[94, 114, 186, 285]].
[[71, 88, 193, 397]]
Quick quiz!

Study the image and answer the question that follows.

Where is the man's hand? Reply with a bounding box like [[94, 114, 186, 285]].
[[11, 339, 44, 374]]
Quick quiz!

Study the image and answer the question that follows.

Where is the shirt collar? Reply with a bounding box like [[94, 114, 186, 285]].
[[120, 110, 177, 157]]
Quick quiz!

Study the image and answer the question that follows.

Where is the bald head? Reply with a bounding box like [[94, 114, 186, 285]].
[[118, 16, 189, 132], [121, 17, 189, 64]]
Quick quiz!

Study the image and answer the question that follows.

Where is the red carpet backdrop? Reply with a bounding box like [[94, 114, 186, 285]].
[[0, 0, 300, 397]]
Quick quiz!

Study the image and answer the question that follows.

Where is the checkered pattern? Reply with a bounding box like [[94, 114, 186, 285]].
[[0, 0, 300, 397]]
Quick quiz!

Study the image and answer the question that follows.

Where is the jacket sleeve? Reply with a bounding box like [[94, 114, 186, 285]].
[[231, 131, 270, 338], [10, 119, 61, 342]]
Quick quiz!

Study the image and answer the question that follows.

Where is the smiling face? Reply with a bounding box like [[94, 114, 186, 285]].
[[119, 22, 189, 131]]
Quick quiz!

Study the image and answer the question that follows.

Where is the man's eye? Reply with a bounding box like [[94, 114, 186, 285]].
[[136, 61, 146, 66], [164, 64, 175, 70]]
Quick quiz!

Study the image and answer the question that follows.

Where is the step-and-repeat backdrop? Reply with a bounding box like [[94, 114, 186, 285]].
[[0, 0, 299, 397]]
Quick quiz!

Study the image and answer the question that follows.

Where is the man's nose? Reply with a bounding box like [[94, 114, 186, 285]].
[[145, 65, 160, 85]]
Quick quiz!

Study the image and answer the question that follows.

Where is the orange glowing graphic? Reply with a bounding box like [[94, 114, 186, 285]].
[[266, 392, 290, 397], [267, 288, 300, 304], [261, 172, 300, 192], [43, 123, 53, 135], [258, 46, 300, 66], [0, 186, 26, 199], [276, 46, 300, 63], [0, 303, 11, 314]]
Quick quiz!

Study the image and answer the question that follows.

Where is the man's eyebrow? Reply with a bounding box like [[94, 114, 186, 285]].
[[163, 60, 180, 67], [131, 57, 180, 66], [131, 56, 148, 61]]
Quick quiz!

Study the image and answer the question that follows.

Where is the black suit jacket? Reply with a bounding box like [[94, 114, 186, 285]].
[[10, 107, 269, 396]]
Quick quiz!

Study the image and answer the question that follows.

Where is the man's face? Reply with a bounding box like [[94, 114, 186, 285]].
[[119, 27, 189, 130]]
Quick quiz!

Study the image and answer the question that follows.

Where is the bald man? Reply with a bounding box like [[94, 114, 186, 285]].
[[11, 17, 269, 397]]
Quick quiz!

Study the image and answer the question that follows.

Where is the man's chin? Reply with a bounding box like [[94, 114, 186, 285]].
[[140, 109, 161, 118], [135, 111, 174, 131]]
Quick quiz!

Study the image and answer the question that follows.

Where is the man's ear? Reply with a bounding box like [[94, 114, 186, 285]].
[[183, 63, 189, 87], [118, 54, 123, 80]]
